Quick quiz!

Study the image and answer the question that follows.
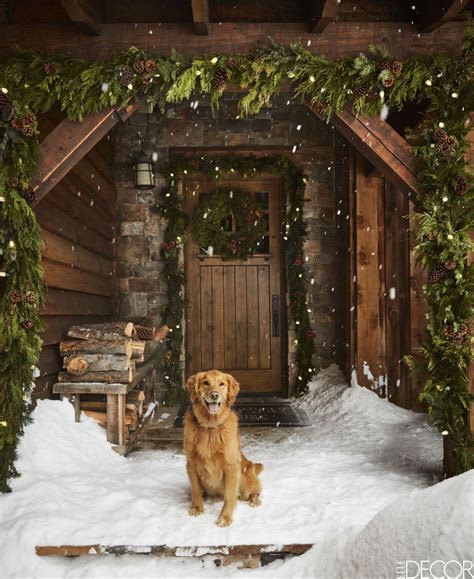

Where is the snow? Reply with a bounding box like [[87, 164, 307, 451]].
[[0, 365, 470, 578]]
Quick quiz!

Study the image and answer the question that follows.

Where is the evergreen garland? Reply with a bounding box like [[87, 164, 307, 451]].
[[0, 27, 472, 490], [156, 155, 316, 405]]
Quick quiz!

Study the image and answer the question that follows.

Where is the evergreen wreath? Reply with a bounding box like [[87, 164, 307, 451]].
[[0, 26, 473, 491], [194, 188, 267, 260]]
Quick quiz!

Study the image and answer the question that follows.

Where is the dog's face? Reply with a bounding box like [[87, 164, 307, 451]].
[[186, 370, 240, 418]]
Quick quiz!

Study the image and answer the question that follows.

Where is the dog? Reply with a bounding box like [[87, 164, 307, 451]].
[[183, 369, 263, 527]]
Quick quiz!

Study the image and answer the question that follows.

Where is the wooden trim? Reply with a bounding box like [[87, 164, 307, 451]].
[[32, 108, 118, 204], [60, 0, 102, 36], [310, 105, 418, 195], [191, 0, 209, 35], [417, 0, 470, 33], [32, 100, 142, 205], [0, 22, 465, 60], [311, 0, 340, 33]]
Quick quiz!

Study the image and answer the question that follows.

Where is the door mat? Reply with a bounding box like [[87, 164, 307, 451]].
[[173, 398, 311, 428]]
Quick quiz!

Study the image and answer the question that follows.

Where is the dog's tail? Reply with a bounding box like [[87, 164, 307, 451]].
[[254, 463, 264, 475]]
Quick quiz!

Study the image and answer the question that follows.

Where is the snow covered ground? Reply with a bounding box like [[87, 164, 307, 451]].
[[1, 365, 472, 578]]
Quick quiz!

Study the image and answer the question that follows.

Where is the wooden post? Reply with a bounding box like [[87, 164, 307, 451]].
[[354, 153, 387, 395], [106, 394, 119, 444], [74, 394, 81, 422]]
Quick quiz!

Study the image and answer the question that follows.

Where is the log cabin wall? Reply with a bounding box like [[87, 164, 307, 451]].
[[114, 95, 338, 398], [34, 114, 117, 403]]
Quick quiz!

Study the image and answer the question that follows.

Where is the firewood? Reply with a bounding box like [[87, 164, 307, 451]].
[[58, 368, 134, 384], [64, 354, 132, 375], [67, 322, 135, 342], [131, 340, 145, 361], [127, 390, 145, 402], [80, 401, 107, 411], [154, 325, 170, 342], [60, 339, 133, 357], [83, 410, 134, 426]]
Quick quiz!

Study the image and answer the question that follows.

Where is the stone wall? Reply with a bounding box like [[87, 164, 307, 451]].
[[114, 94, 337, 394]]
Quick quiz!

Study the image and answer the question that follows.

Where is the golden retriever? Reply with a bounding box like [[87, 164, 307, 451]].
[[183, 369, 263, 527]]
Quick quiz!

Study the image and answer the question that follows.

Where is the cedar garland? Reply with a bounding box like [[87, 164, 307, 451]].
[[156, 155, 316, 405], [0, 28, 473, 490]]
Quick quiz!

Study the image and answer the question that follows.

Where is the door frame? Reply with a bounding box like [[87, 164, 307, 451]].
[[183, 170, 289, 397]]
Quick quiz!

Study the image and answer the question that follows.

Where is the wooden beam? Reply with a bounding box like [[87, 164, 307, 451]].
[[311, 0, 340, 33], [309, 104, 418, 195], [60, 0, 102, 36], [417, 0, 469, 33], [32, 100, 142, 205], [35, 543, 313, 562], [0, 22, 465, 60], [191, 0, 209, 35]]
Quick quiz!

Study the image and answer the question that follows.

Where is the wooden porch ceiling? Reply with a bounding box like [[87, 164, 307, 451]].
[[1, 0, 470, 37]]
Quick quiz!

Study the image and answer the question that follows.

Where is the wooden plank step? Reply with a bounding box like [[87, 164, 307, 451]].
[[35, 543, 313, 568]]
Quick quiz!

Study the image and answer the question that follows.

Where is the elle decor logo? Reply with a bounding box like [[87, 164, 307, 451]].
[[397, 560, 473, 579]]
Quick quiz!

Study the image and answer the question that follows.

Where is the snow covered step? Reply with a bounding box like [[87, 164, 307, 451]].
[[35, 543, 313, 568]]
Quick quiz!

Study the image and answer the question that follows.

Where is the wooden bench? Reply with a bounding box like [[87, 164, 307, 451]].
[[53, 354, 160, 451]]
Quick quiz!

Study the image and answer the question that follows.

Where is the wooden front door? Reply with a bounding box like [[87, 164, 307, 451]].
[[185, 176, 286, 394]]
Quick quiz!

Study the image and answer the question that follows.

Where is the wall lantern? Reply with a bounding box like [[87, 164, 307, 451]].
[[134, 158, 155, 190]]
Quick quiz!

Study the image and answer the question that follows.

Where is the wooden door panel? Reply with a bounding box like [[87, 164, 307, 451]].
[[223, 266, 236, 368], [186, 176, 285, 394]]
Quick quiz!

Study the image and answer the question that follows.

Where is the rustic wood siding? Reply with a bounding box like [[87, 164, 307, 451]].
[[35, 118, 117, 402]]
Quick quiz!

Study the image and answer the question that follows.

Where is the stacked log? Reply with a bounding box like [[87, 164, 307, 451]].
[[57, 322, 168, 436], [58, 322, 169, 385]]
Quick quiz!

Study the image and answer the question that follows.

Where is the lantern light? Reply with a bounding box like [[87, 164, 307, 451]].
[[133, 158, 155, 190]]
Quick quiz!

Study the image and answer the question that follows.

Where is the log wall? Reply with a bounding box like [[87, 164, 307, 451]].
[[34, 112, 117, 402]]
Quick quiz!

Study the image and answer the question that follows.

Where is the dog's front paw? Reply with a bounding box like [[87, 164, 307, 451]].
[[216, 513, 233, 527], [189, 504, 204, 516], [248, 493, 261, 507]]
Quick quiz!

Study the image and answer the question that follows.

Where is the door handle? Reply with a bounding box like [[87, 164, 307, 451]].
[[272, 295, 280, 338]]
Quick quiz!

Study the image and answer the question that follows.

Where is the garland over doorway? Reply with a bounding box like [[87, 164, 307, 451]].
[[156, 155, 316, 406], [0, 28, 473, 491]]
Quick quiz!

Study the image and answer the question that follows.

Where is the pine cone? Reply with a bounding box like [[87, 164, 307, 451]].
[[133, 60, 146, 74], [25, 291, 37, 304], [428, 264, 447, 284], [144, 59, 157, 73], [22, 320, 33, 330], [445, 323, 469, 345], [212, 67, 228, 90], [391, 61, 403, 77], [23, 190, 36, 205], [354, 82, 375, 98], [11, 112, 36, 137], [432, 128, 448, 144], [454, 175, 468, 195], [9, 290, 23, 304], [227, 57, 238, 70], [135, 325, 155, 341], [444, 260, 457, 271], [305, 330, 316, 342], [381, 74, 395, 88], [435, 135, 458, 157], [380, 60, 392, 72], [43, 62, 57, 75], [228, 239, 239, 254], [118, 65, 134, 87]]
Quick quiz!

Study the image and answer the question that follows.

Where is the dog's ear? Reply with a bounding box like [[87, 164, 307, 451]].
[[227, 375, 240, 405], [186, 373, 200, 402]]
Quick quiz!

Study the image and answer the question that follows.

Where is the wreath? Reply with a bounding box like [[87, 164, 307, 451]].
[[194, 188, 267, 259]]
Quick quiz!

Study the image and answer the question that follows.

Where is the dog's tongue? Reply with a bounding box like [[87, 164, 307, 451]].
[[208, 402, 219, 414]]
